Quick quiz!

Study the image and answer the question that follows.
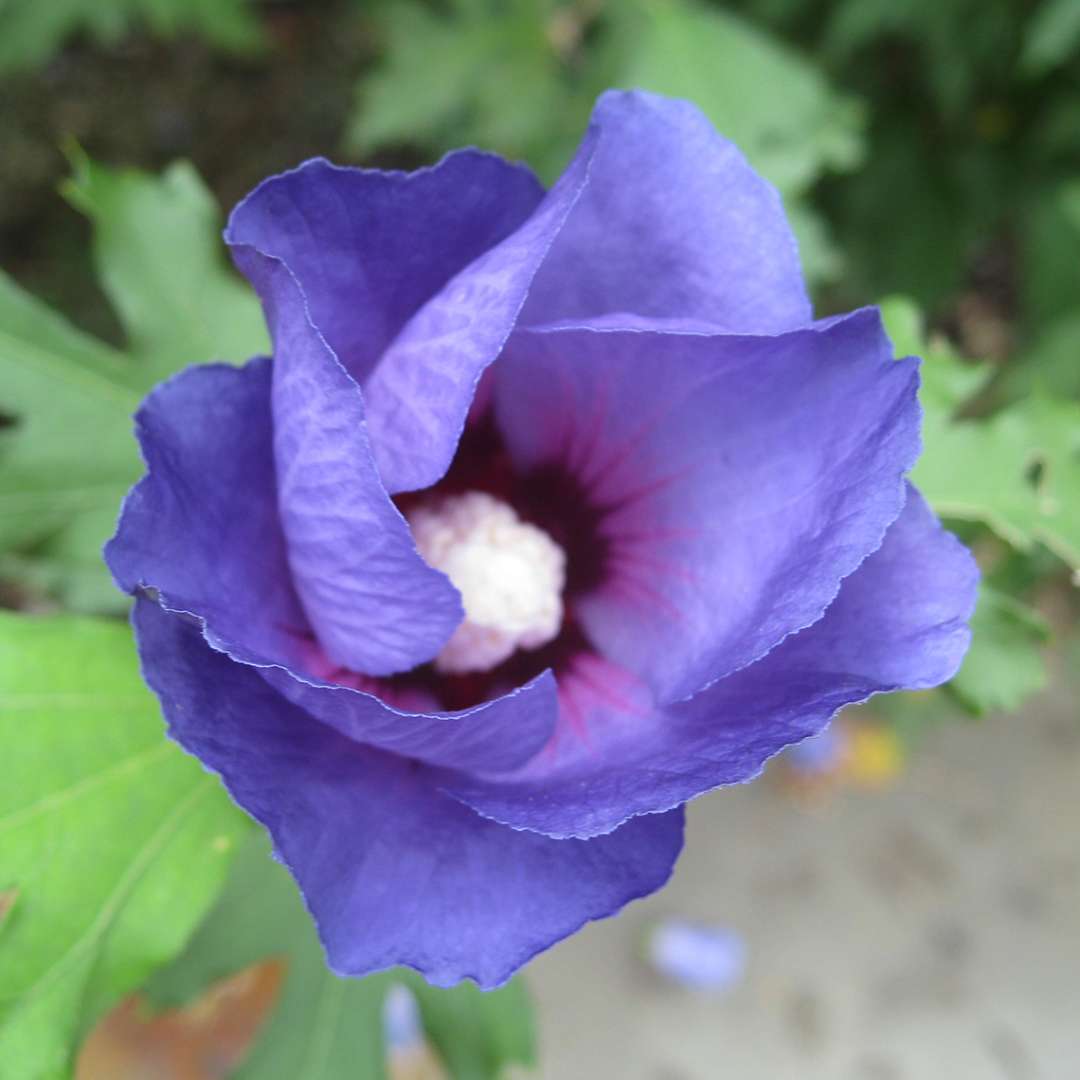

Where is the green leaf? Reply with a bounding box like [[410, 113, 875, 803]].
[[949, 586, 1050, 715], [785, 198, 846, 286], [412, 975, 535, 1080], [622, 0, 865, 200], [0, 154, 267, 611], [0, 0, 264, 74], [350, 0, 506, 155], [350, 0, 863, 281], [148, 835, 536, 1080], [0, 613, 249, 1079], [1020, 0, 1080, 76], [1001, 311, 1080, 405], [0, 272, 140, 557], [348, 0, 592, 183], [0, 508, 129, 613], [827, 120, 979, 305], [1020, 182, 1080, 333], [872, 686, 966, 747], [881, 296, 1080, 569], [823, 0, 1013, 117], [1062, 181, 1080, 236], [62, 151, 268, 385]]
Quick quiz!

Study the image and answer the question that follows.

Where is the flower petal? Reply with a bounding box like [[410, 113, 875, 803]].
[[108, 357, 553, 773], [494, 308, 921, 705], [226, 146, 598, 495], [361, 136, 597, 493], [521, 89, 811, 333], [105, 359, 309, 669], [229, 246, 463, 676], [226, 153, 544, 389], [134, 597, 684, 988], [258, 663, 557, 774], [440, 485, 978, 838], [769, 485, 978, 688]]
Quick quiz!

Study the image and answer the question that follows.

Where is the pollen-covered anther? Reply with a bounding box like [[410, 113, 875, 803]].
[[407, 491, 566, 675]]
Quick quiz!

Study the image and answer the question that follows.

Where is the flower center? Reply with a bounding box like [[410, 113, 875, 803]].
[[407, 491, 566, 675]]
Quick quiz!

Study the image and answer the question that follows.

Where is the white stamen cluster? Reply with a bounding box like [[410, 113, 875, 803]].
[[407, 491, 566, 674]]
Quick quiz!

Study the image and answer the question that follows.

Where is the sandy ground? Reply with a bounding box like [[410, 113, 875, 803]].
[[527, 685, 1080, 1080]]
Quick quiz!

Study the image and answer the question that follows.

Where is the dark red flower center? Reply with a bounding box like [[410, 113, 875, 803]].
[[382, 411, 609, 711]]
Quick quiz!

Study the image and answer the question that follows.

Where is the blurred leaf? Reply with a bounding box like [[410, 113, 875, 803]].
[[1020, 0, 1080, 76], [822, 0, 907, 58], [1061, 181, 1080, 235], [882, 296, 1080, 569], [823, 0, 1015, 117], [349, 0, 594, 182], [0, 507, 128, 613], [785, 198, 846, 286], [0, 0, 264, 73], [349, 0, 482, 155], [624, 0, 864, 199], [0, 154, 267, 611], [1001, 311, 1080, 403], [0, 613, 249, 1079], [808, 0, 1041, 306], [350, 0, 864, 213], [149, 834, 535, 1080], [62, 151, 268, 385], [1020, 181, 1080, 334], [881, 295, 986, 404], [414, 981, 534, 1080], [983, 537, 1070, 596], [949, 586, 1050, 715], [872, 687, 967, 746], [824, 120, 982, 305], [0, 273, 141, 602]]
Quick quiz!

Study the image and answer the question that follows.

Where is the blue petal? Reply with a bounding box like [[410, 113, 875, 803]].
[[494, 308, 921, 705], [105, 359, 309, 670], [134, 597, 685, 988], [228, 246, 463, 675], [522, 89, 811, 332], [439, 486, 978, 838]]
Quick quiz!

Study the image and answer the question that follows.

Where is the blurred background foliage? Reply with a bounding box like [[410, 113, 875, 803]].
[[0, 0, 1078, 1075], [2, 0, 1077, 716]]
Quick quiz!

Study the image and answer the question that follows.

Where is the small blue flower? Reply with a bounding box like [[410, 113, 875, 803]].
[[646, 920, 747, 992], [786, 722, 848, 776], [107, 91, 978, 988], [383, 984, 423, 1054]]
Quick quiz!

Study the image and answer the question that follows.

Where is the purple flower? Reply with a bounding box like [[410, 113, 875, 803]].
[[106, 91, 977, 988]]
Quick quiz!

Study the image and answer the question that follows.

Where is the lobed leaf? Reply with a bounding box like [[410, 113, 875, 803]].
[[882, 296, 1080, 570], [949, 586, 1050, 715], [61, 150, 268, 385], [0, 154, 268, 611], [0, 613, 249, 1078]]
